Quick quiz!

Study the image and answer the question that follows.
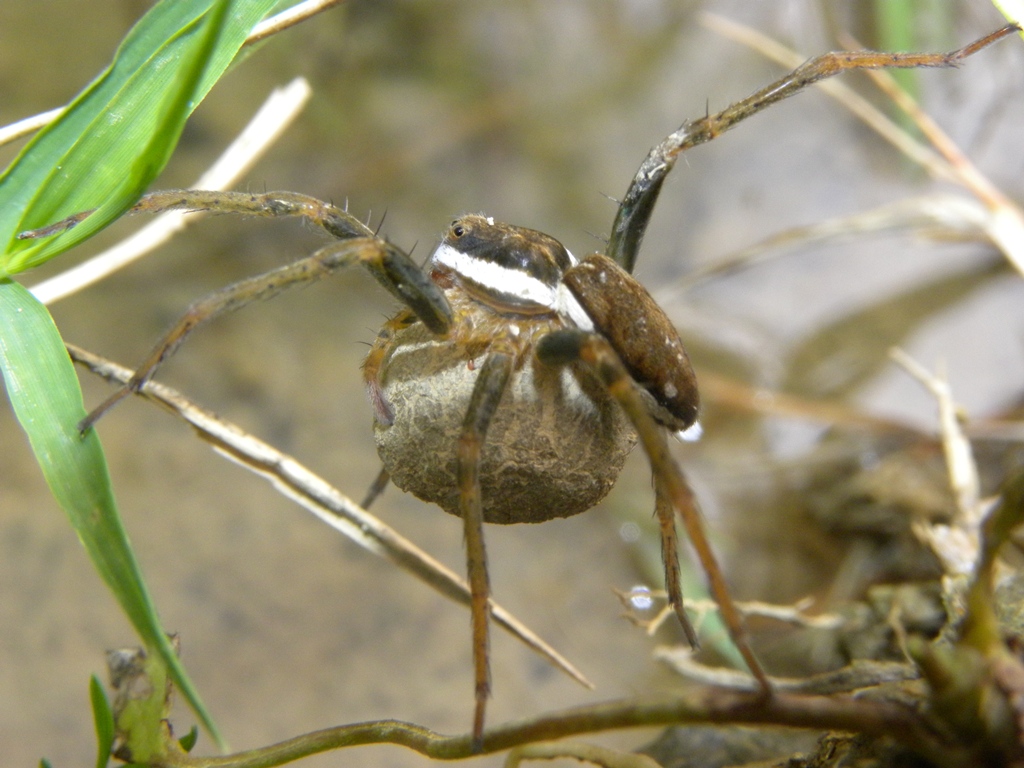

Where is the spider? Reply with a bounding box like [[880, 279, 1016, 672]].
[[22, 22, 1018, 746]]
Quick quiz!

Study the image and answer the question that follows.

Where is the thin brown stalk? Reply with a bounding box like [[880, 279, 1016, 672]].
[[158, 689, 952, 768]]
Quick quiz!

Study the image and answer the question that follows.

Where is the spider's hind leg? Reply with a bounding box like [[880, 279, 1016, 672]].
[[655, 475, 700, 649], [360, 466, 391, 510], [537, 328, 770, 693], [456, 348, 515, 748]]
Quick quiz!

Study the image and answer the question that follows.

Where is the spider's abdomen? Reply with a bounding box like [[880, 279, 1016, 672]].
[[371, 312, 637, 525]]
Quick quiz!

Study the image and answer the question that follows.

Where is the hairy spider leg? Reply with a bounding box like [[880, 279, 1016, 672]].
[[537, 329, 770, 692], [360, 465, 392, 509], [20, 189, 375, 242], [457, 348, 515, 749], [654, 477, 700, 648], [366, 263, 572, 744], [20, 190, 455, 433], [608, 23, 1021, 273], [362, 308, 419, 426], [75, 236, 448, 432], [559, 249, 704, 650]]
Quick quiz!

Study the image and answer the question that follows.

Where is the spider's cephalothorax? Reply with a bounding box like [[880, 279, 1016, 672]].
[[365, 214, 698, 525]]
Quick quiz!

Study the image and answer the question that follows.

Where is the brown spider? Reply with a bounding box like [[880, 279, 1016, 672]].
[[22, 22, 1019, 746]]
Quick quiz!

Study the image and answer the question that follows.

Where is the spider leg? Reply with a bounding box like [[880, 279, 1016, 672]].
[[457, 349, 514, 748], [22, 189, 375, 242], [76, 234, 452, 432], [607, 23, 1020, 272], [362, 308, 419, 426], [537, 328, 770, 693], [654, 475, 700, 648], [360, 465, 391, 510]]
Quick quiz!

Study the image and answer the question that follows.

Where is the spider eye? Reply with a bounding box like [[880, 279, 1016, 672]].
[[451, 223, 465, 238]]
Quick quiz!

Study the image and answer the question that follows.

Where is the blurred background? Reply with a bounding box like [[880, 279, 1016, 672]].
[[2, 1, 1023, 766]]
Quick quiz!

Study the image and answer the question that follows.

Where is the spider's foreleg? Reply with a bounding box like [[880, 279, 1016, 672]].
[[20, 189, 377, 241], [77, 237, 451, 432], [607, 23, 1021, 272], [537, 329, 770, 693], [457, 349, 514, 748]]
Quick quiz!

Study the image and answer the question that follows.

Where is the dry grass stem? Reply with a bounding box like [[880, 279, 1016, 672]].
[[0, 106, 65, 148], [662, 193, 994, 295], [246, 0, 349, 46], [617, 588, 841, 636], [890, 347, 986, 576], [65, 342, 593, 690], [153, 688, 947, 767], [699, 13, 955, 182], [700, 13, 1024, 278], [844, 36, 1024, 275], [28, 78, 312, 305], [655, 649, 917, 696], [0, 1, 344, 145], [690, 369, 923, 435]]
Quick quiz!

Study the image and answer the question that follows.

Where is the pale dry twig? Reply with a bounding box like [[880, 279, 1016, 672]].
[[29, 78, 312, 305], [66, 342, 593, 690]]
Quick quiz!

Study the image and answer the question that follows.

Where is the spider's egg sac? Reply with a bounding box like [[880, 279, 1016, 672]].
[[372, 322, 637, 524]]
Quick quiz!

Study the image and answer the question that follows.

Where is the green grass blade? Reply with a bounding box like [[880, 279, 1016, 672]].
[[872, 1, 919, 65], [89, 675, 115, 768], [179, 726, 200, 753], [0, 279, 225, 747], [0, 0, 286, 749], [0, 0, 280, 274]]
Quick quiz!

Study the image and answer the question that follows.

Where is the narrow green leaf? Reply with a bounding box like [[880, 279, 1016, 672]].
[[0, 0, 280, 274], [871, 0, 923, 105], [0, 279, 224, 746], [0, 0, 288, 748], [179, 726, 200, 753], [90, 675, 115, 768]]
